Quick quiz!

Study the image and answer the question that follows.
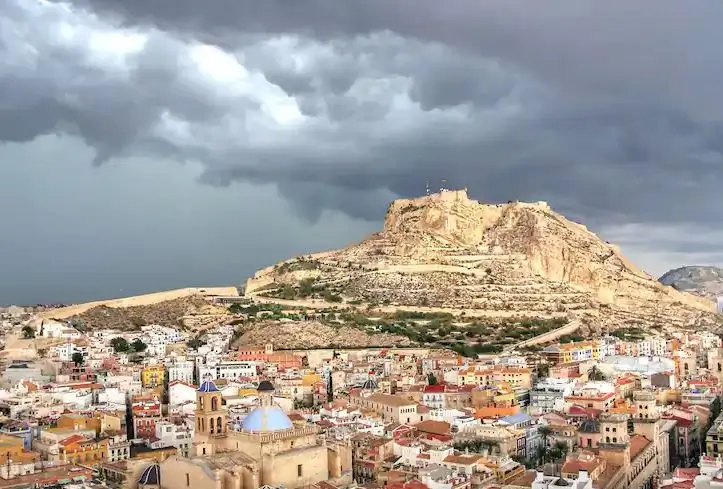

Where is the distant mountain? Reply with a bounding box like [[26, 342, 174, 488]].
[[659, 266, 723, 299]]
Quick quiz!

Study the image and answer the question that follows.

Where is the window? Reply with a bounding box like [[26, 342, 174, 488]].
[[186, 474, 190, 486], [297, 464, 303, 477]]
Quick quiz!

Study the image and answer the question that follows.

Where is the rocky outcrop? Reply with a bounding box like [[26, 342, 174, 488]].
[[247, 189, 719, 330], [36, 287, 239, 320], [232, 320, 412, 350], [67, 295, 230, 331], [660, 266, 723, 300]]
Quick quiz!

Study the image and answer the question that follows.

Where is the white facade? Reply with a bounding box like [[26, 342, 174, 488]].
[[154, 421, 193, 457], [40, 320, 82, 339], [169, 381, 197, 408], [530, 378, 574, 415], [532, 471, 592, 489], [52, 342, 89, 362], [97, 387, 127, 407], [165, 356, 194, 384], [198, 361, 258, 381]]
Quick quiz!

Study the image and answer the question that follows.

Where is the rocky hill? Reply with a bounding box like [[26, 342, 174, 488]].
[[232, 320, 412, 350], [246, 189, 719, 332], [659, 266, 723, 300], [66, 295, 230, 332]]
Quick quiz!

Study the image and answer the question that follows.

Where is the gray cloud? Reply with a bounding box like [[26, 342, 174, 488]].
[[3, 0, 723, 296]]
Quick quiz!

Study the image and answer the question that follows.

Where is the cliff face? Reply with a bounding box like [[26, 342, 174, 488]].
[[247, 189, 718, 330]]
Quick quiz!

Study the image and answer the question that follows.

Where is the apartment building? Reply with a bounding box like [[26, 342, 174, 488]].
[[352, 393, 425, 424]]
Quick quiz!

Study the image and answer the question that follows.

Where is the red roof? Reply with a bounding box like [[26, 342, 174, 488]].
[[59, 435, 86, 447], [423, 385, 446, 393]]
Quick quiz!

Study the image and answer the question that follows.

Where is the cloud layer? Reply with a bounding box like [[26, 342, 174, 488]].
[[3, 0, 723, 297]]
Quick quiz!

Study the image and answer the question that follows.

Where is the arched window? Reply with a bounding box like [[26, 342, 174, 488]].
[[210, 419, 215, 434], [211, 396, 218, 411], [201, 418, 205, 432], [605, 436, 610, 443], [217, 417, 223, 433]]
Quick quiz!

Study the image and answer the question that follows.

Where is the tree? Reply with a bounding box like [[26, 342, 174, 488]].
[[537, 424, 552, 449], [427, 373, 439, 385], [536, 363, 550, 378], [131, 339, 148, 353], [587, 365, 607, 381], [72, 352, 84, 366], [21, 326, 35, 339], [110, 337, 130, 353], [187, 338, 206, 350], [552, 441, 569, 461]]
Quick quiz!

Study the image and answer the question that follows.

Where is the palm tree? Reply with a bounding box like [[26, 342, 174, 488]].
[[587, 365, 607, 381], [552, 441, 569, 461], [537, 424, 552, 448]]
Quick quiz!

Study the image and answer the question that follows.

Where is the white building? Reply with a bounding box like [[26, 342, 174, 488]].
[[39, 320, 82, 339], [600, 356, 675, 375], [52, 341, 89, 362], [153, 421, 193, 457], [165, 355, 194, 384], [531, 471, 592, 489], [530, 378, 574, 415], [169, 380, 197, 408], [198, 360, 258, 381]]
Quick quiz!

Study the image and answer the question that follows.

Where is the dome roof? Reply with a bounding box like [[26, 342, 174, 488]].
[[241, 406, 293, 432], [198, 379, 219, 392], [138, 463, 160, 486], [257, 380, 275, 392], [361, 378, 378, 390]]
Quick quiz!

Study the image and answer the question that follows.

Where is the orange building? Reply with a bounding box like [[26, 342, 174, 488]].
[[56, 413, 101, 436], [236, 343, 302, 369], [59, 434, 109, 465], [0, 435, 40, 479]]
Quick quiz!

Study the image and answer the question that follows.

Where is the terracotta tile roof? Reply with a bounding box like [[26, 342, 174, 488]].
[[59, 434, 87, 447], [561, 451, 605, 475], [365, 394, 416, 407], [413, 420, 451, 436], [629, 435, 651, 461], [443, 454, 481, 465]]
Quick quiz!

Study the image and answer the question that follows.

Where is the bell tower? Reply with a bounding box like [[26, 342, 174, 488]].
[[194, 375, 227, 455]]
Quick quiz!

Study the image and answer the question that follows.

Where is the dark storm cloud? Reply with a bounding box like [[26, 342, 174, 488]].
[[5, 0, 723, 231]]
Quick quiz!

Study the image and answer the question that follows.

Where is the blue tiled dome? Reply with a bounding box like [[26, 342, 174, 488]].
[[241, 406, 293, 432], [138, 463, 160, 486], [198, 379, 219, 392]]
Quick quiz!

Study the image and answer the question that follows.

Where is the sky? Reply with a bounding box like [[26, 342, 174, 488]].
[[2, 0, 723, 305]]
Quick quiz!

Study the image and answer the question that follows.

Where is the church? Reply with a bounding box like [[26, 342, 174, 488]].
[[136, 378, 350, 489]]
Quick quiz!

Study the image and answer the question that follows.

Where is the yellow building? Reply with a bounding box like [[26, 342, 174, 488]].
[[59, 434, 109, 465], [141, 365, 166, 389], [458, 366, 532, 390], [543, 340, 602, 365]]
